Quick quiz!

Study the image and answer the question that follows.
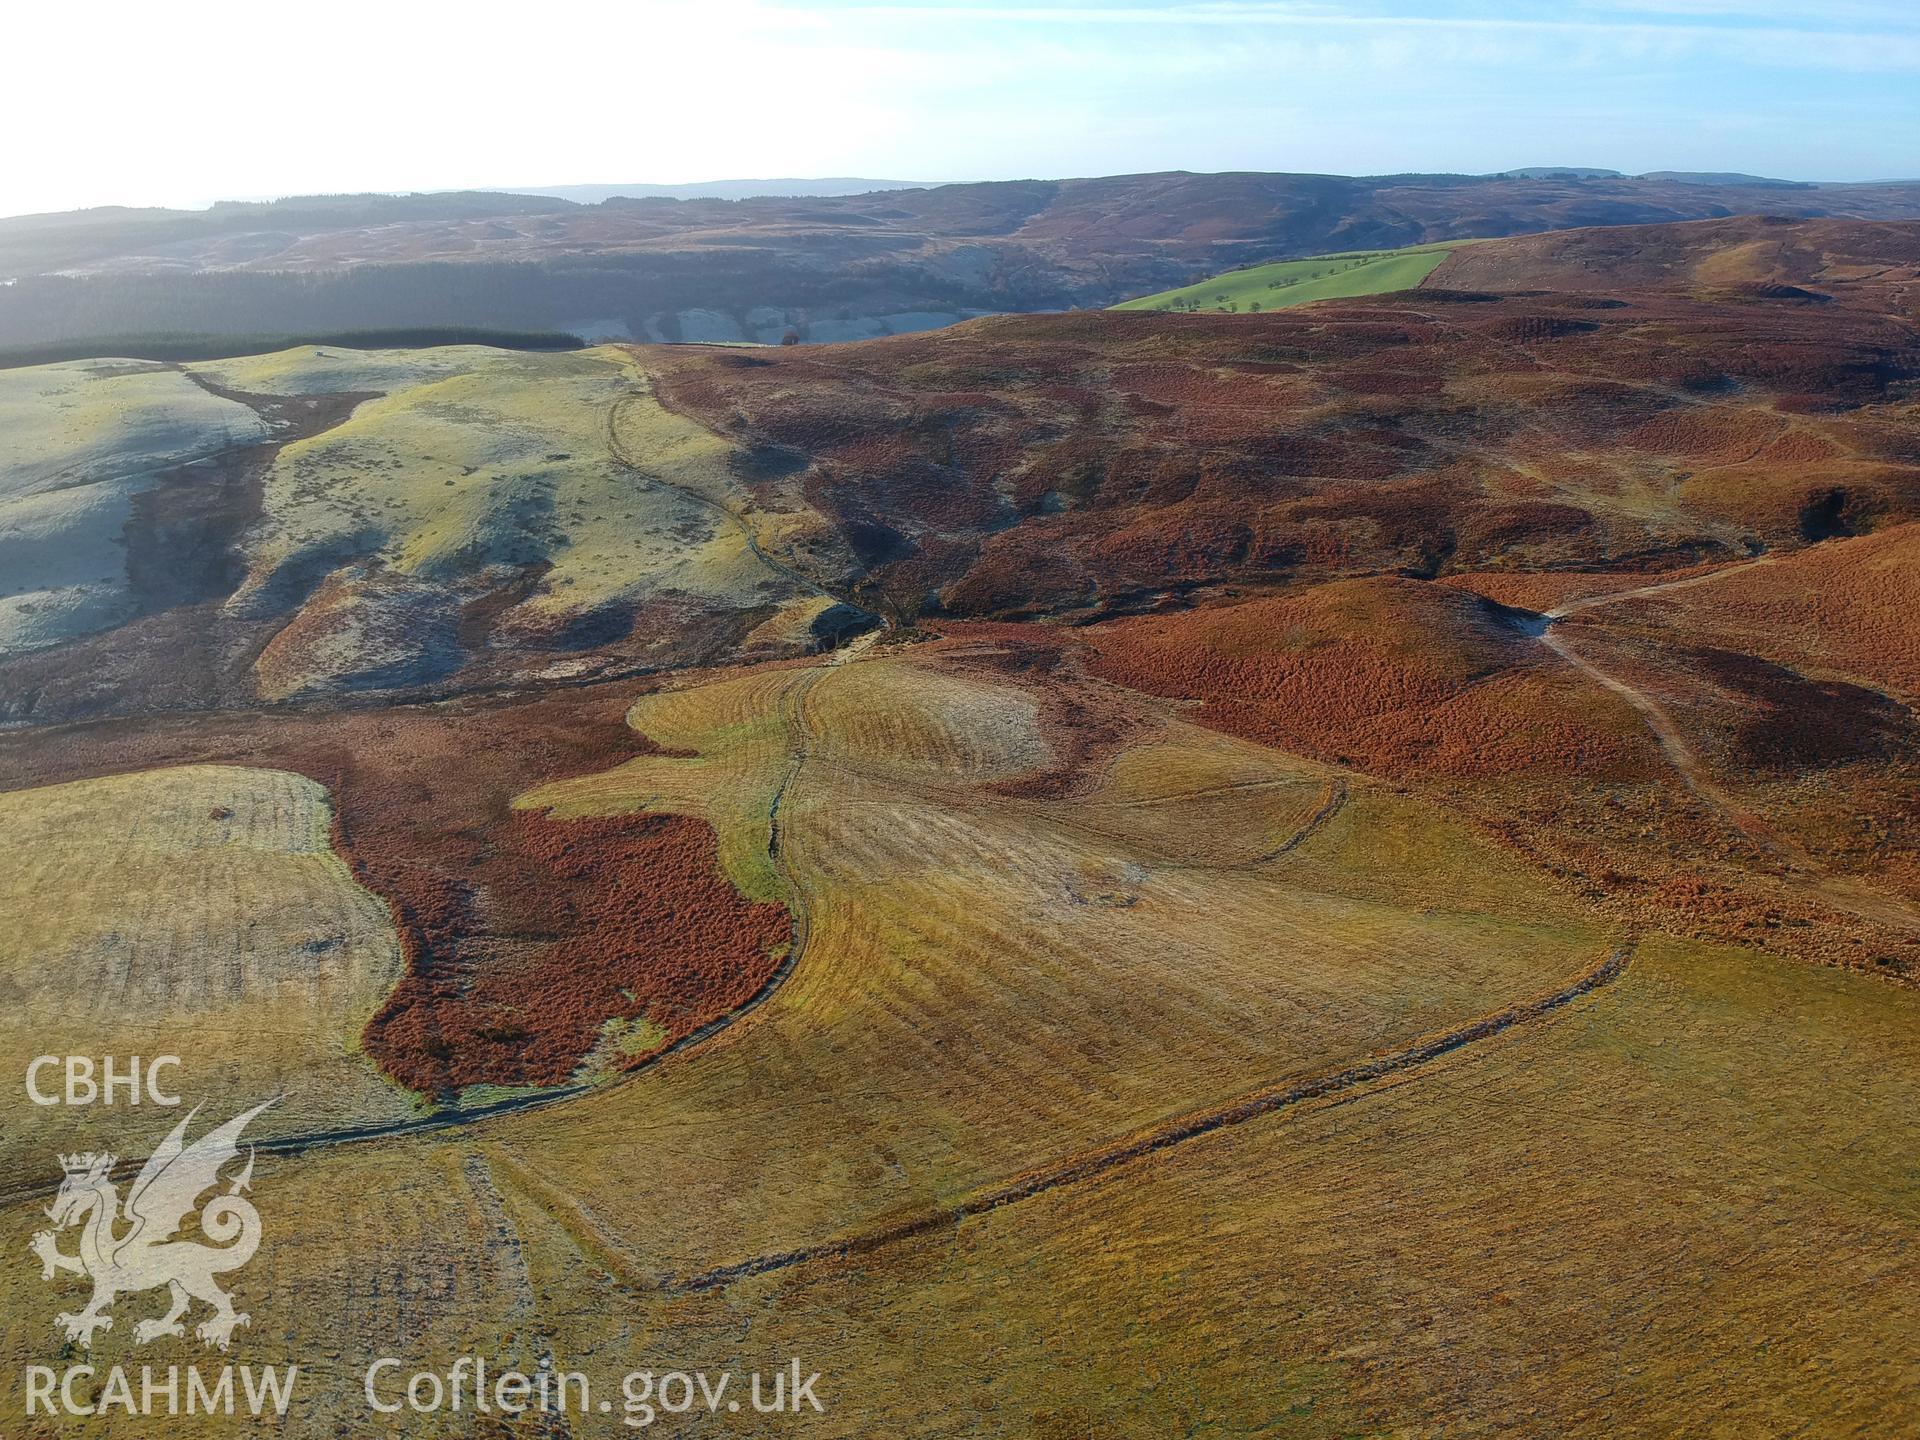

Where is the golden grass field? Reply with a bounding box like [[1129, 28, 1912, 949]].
[[6, 634, 1909, 1436], [505, 649, 1608, 1259], [0, 764, 409, 1182]]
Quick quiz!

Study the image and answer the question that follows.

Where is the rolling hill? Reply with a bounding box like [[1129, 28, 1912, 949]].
[[5, 216, 1916, 729], [1115, 214, 1920, 312], [652, 217, 1920, 627]]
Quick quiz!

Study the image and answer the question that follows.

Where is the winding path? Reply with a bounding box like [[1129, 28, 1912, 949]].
[[1537, 556, 1793, 849], [1537, 626, 1778, 851], [1535, 557, 1920, 935], [1541, 554, 1775, 622]]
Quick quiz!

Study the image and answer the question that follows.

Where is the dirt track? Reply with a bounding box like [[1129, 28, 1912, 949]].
[[1538, 555, 1920, 937], [1541, 555, 1776, 621]]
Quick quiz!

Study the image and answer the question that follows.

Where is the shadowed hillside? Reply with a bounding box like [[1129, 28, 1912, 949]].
[[9, 172, 1920, 348]]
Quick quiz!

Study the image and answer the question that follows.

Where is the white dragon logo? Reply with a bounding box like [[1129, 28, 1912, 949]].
[[29, 1100, 274, 1351]]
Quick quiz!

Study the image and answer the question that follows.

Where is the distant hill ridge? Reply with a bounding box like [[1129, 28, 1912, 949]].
[[7, 171, 1920, 350], [1496, 167, 1814, 187], [510, 178, 941, 203]]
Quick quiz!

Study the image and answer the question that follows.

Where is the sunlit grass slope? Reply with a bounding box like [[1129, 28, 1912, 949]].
[[192, 344, 808, 697], [506, 644, 1605, 1276], [0, 764, 410, 1180], [1113, 240, 1460, 314], [0, 360, 267, 657], [535, 938, 1909, 1439]]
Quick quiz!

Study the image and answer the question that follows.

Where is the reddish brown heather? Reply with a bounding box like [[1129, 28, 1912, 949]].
[[1426, 215, 1920, 295], [1082, 579, 1657, 781], [1593, 523, 1920, 700], [360, 810, 789, 1094], [647, 265, 1920, 626], [0, 684, 790, 1097]]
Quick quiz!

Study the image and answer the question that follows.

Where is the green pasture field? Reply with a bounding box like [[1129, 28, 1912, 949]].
[[1114, 240, 1464, 314]]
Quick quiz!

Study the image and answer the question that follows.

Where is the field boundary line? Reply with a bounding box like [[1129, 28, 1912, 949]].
[[664, 937, 1638, 1294], [0, 667, 835, 1210], [1259, 777, 1348, 862]]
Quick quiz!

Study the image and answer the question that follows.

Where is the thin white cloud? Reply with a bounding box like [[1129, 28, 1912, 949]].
[[1578, 0, 1918, 22], [819, 1, 1920, 72]]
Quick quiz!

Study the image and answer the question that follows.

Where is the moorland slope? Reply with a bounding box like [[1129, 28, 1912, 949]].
[[655, 217, 1920, 625], [1117, 214, 1920, 314]]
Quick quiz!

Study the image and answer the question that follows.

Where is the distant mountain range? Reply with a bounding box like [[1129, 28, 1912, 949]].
[[8, 168, 1920, 351], [506, 178, 939, 203], [1495, 167, 1814, 187]]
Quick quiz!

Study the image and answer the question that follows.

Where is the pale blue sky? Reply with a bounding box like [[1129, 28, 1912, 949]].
[[5, 0, 1918, 217]]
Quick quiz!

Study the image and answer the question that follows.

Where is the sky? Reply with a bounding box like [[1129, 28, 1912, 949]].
[[5, 0, 1919, 217]]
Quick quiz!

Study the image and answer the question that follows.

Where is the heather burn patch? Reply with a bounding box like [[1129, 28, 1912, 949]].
[[359, 808, 791, 1095]]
